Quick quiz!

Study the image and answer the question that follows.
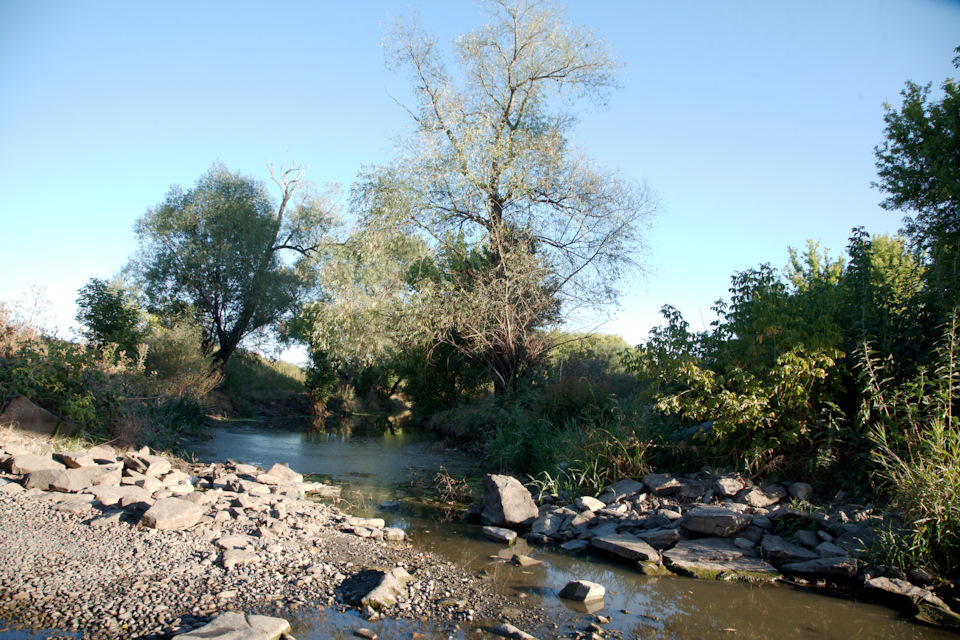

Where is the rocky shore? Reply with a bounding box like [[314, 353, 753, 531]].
[[478, 471, 960, 632], [0, 433, 555, 640]]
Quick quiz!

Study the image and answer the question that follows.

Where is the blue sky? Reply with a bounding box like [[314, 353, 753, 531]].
[[1, 0, 958, 354]]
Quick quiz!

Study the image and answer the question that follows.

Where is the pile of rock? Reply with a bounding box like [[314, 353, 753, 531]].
[[479, 471, 960, 629]]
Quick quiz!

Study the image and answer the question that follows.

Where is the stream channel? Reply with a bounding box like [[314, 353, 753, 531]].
[[182, 419, 954, 640]]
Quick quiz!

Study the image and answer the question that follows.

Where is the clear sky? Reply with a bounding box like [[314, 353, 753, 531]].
[[2, 0, 958, 355]]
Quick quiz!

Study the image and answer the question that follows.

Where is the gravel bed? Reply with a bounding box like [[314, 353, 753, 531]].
[[0, 470, 555, 639]]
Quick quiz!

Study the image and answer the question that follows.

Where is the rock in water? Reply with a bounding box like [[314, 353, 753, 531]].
[[481, 474, 538, 527], [560, 579, 606, 602]]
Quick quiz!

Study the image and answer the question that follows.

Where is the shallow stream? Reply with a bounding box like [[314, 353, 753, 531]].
[[183, 420, 956, 640]]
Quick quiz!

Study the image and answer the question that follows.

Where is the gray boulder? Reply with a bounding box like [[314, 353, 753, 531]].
[[4, 454, 64, 475], [123, 452, 171, 477], [590, 534, 660, 562], [140, 497, 203, 530], [481, 474, 538, 527], [266, 462, 303, 483], [49, 463, 122, 492], [361, 567, 413, 609], [559, 579, 605, 602], [176, 612, 290, 640], [642, 473, 682, 496], [680, 505, 752, 537]]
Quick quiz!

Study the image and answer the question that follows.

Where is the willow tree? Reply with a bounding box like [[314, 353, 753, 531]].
[[134, 161, 339, 368], [352, 0, 657, 394]]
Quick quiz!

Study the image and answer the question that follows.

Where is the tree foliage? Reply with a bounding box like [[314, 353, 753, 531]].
[[75, 277, 145, 356], [345, 0, 656, 395], [133, 161, 339, 367], [874, 49, 960, 317]]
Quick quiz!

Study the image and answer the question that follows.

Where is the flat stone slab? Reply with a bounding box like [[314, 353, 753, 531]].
[[140, 497, 203, 530], [590, 534, 660, 562], [780, 556, 858, 579], [5, 454, 65, 475], [663, 537, 780, 581], [83, 485, 151, 507], [680, 505, 752, 537], [177, 611, 290, 640]]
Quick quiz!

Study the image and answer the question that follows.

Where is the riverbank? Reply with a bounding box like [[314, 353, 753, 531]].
[[0, 429, 559, 640]]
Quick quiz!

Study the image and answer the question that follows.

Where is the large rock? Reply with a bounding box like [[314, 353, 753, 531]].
[[266, 462, 303, 484], [736, 486, 780, 509], [49, 463, 123, 493], [590, 534, 660, 562], [176, 612, 290, 640], [714, 476, 745, 497], [361, 567, 413, 609], [481, 474, 538, 527], [559, 579, 606, 602], [663, 537, 780, 581], [0, 396, 76, 437], [679, 505, 752, 537], [140, 497, 203, 530]]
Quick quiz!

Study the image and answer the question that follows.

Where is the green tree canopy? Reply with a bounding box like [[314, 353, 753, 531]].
[[349, 0, 657, 394], [133, 161, 339, 367], [75, 276, 145, 356], [874, 54, 960, 253]]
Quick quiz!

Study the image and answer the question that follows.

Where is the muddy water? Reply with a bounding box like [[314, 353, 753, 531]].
[[187, 421, 955, 640]]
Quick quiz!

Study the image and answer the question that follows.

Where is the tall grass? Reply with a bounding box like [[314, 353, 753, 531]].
[[864, 309, 960, 575]]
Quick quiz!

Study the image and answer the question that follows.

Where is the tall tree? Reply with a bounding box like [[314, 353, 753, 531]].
[[354, 0, 657, 394], [873, 47, 960, 318], [134, 161, 338, 367]]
